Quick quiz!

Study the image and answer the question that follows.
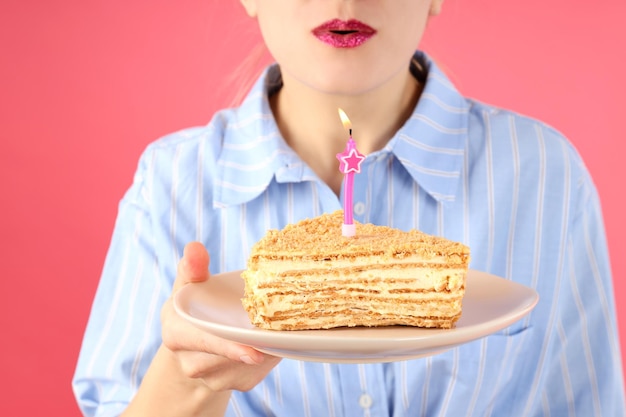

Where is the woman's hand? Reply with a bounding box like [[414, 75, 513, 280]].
[[161, 242, 281, 393], [123, 242, 279, 416]]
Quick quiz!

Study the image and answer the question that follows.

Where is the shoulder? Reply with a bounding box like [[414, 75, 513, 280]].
[[467, 99, 586, 171], [465, 99, 596, 210], [123, 109, 236, 202], [131, 107, 250, 180], [145, 110, 234, 157], [467, 99, 564, 145]]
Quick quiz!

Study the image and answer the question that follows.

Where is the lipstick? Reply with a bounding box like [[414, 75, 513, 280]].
[[312, 19, 376, 48]]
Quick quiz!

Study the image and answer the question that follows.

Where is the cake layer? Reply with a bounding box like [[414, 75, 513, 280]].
[[245, 301, 463, 330], [245, 263, 466, 291], [249, 212, 470, 264], [244, 290, 465, 311], [244, 297, 463, 323], [254, 314, 461, 331]]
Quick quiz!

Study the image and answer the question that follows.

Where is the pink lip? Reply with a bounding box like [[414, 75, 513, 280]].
[[312, 19, 376, 48]]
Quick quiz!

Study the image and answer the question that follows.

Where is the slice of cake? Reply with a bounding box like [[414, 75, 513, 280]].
[[241, 210, 470, 331]]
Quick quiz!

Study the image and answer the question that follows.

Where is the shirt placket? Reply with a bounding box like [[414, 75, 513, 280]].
[[336, 363, 389, 416]]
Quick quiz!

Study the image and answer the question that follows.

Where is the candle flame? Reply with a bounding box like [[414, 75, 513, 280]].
[[338, 108, 352, 130]]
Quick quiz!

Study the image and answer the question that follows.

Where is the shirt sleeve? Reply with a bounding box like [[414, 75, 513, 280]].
[[72, 146, 169, 417], [537, 168, 625, 416]]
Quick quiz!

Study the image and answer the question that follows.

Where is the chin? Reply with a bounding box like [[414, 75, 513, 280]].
[[303, 71, 386, 96], [281, 56, 395, 96]]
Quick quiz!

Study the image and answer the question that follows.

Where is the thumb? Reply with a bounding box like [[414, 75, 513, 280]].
[[174, 241, 210, 292]]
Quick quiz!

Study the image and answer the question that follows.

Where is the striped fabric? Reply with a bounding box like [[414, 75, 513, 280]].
[[72, 52, 625, 416]]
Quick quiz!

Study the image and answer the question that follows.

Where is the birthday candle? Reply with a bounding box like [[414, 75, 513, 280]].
[[336, 108, 365, 237]]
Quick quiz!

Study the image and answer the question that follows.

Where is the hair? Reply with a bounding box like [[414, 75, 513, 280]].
[[224, 41, 274, 107]]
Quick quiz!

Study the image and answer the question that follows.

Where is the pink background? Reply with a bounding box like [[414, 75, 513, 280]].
[[1, 1, 624, 415]]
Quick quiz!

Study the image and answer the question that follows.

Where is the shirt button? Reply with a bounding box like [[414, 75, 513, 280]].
[[359, 393, 373, 409], [354, 202, 365, 216]]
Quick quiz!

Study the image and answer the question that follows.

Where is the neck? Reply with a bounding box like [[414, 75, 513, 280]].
[[270, 67, 422, 195]]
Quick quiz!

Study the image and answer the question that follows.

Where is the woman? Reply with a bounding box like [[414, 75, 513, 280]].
[[73, 1, 625, 415]]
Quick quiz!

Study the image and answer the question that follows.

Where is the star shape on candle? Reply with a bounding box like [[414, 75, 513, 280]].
[[336, 148, 365, 174]]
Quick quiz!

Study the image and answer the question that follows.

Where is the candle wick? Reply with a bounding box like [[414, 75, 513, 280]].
[[349, 128, 352, 136]]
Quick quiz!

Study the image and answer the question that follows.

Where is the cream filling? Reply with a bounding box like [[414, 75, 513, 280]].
[[246, 290, 464, 316], [245, 266, 466, 292], [249, 255, 455, 273]]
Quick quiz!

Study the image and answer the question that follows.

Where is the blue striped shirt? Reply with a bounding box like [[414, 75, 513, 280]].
[[73, 52, 625, 416]]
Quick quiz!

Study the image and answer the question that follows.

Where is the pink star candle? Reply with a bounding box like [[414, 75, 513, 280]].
[[336, 108, 365, 237]]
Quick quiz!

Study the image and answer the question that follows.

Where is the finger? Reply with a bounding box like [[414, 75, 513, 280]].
[[174, 241, 210, 291], [177, 350, 281, 392], [192, 327, 266, 365], [162, 299, 266, 365], [207, 353, 281, 392]]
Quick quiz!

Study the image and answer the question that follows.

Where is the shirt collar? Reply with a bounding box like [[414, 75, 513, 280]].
[[214, 66, 305, 208], [385, 52, 470, 204], [214, 52, 469, 208]]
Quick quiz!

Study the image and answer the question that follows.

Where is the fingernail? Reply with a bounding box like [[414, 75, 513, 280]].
[[240, 355, 258, 365]]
